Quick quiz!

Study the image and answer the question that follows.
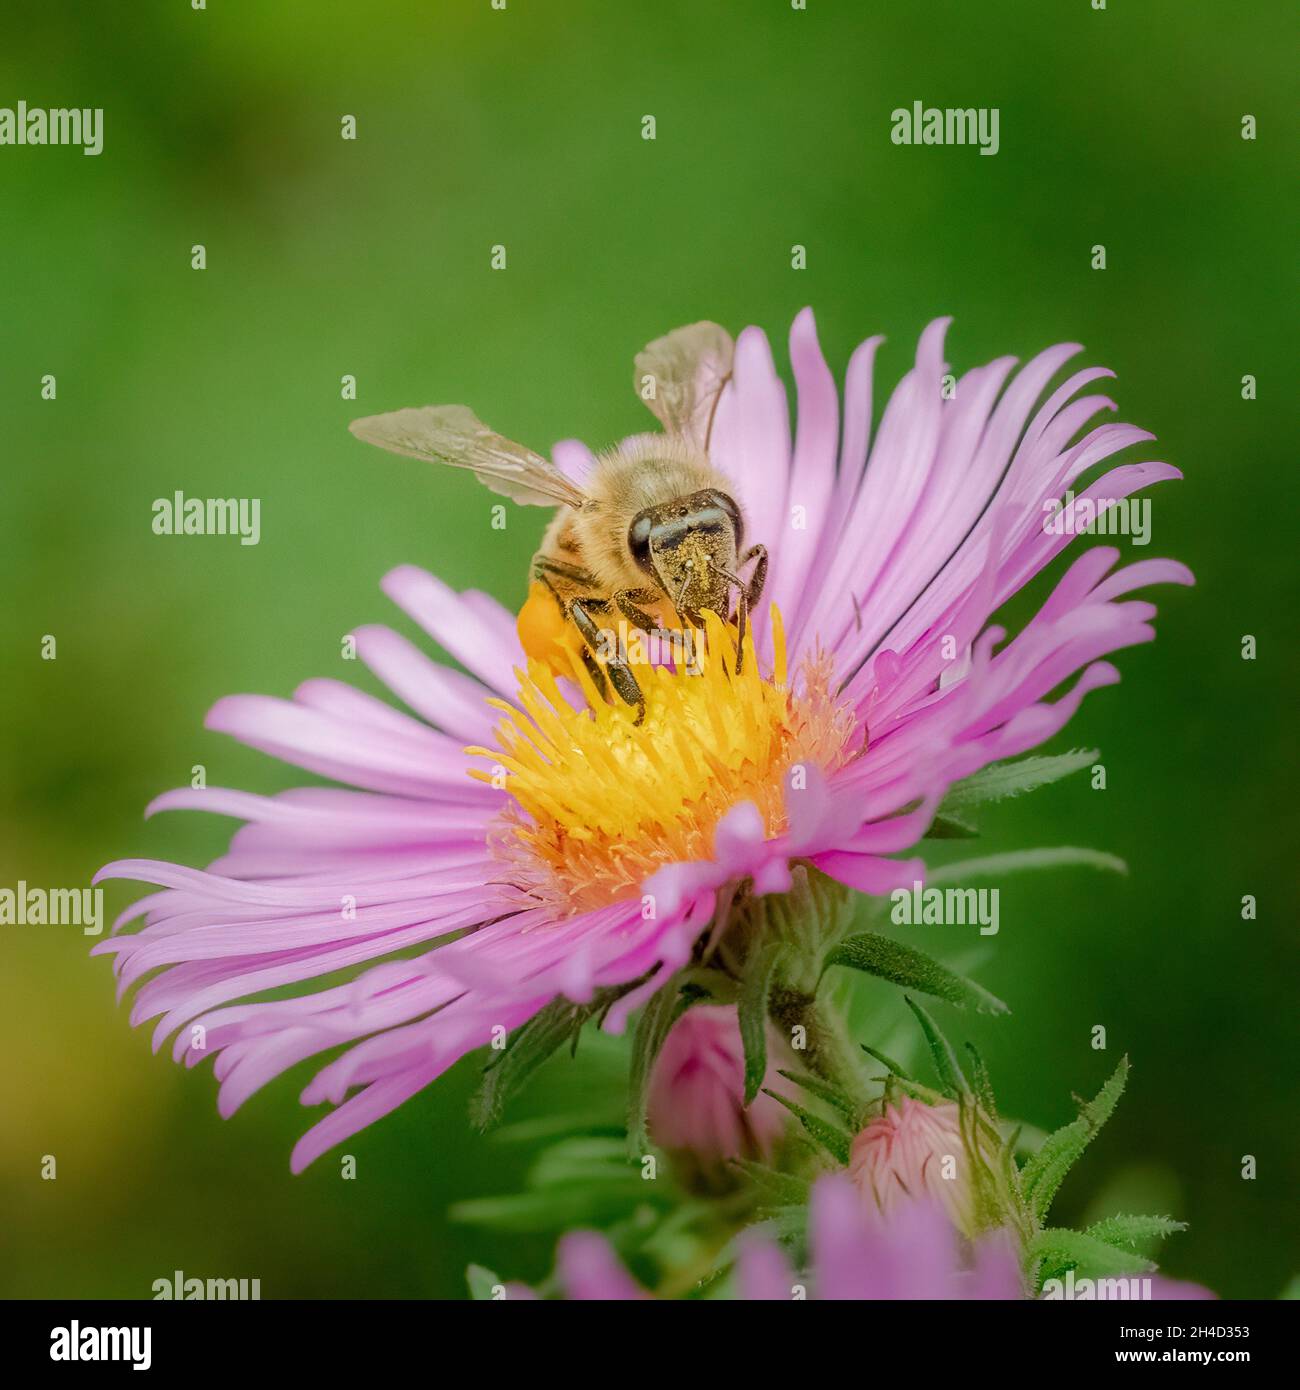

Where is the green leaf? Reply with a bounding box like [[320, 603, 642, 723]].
[[730, 1158, 813, 1210], [963, 1042, 1000, 1123], [471, 1003, 579, 1132], [1086, 1213, 1187, 1253], [466, 1264, 504, 1300], [739, 942, 787, 1104], [452, 1133, 666, 1235], [925, 813, 980, 839], [760, 1088, 852, 1164], [774, 1068, 859, 1126], [1030, 1227, 1155, 1285], [940, 750, 1098, 814], [958, 1092, 1005, 1233], [450, 1181, 650, 1234], [702, 1204, 809, 1292], [825, 932, 1008, 1015], [471, 987, 628, 1130], [859, 1042, 914, 1081], [998, 1125, 1024, 1201], [530, 1135, 635, 1187], [739, 1205, 808, 1246], [904, 995, 968, 1098], [490, 1115, 624, 1146], [928, 846, 1127, 885], [1020, 1057, 1129, 1222], [626, 975, 691, 1156]]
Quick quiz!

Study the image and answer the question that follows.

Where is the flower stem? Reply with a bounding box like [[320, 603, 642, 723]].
[[768, 984, 871, 1115]]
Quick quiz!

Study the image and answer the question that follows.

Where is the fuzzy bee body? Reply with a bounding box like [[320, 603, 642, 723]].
[[350, 322, 768, 720]]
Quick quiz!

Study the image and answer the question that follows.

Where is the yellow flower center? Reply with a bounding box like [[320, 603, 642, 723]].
[[468, 607, 859, 915]]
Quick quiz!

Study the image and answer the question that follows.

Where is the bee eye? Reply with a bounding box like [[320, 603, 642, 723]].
[[708, 491, 743, 548], [628, 512, 654, 571]]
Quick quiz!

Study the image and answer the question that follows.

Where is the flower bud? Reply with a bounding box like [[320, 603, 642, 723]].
[[849, 1097, 990, 1238], [647, 1005, 788, 1164]]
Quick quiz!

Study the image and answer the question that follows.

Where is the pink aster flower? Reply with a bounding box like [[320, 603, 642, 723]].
[[646, 1005, 790, 1162], [552, 1174, 1022, 1300], [93, 308, 1191, 1171], [550, 1176, 1214, 1301], [742, 1175, 1022, 1301]]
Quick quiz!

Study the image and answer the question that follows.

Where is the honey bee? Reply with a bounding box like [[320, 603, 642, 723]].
[[349, 322, 767, 722]]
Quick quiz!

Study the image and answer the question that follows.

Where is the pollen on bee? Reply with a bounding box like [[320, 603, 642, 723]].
[[515, 579, 582, 675]]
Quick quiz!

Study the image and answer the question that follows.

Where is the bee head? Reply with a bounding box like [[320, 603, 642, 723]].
[[627, 489, 743, 622]]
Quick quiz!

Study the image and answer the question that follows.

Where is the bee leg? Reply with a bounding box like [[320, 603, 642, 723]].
[[530, 573, 611, 699], [733, 586, 749, 674], [580, 647, 610, 700], [534, 555, 598, 588], [738, 544, 768, 608], [706, 560, 752, 676], [569, 598, 646, 724], [613, 588, 660, 633], [605, 658, 646, 725], [616, 588, 706, 684], [718, 545, 769, 675]]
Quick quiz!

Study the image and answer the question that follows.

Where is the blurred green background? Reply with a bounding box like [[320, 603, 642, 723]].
[[1, 1, 1294, 1298]]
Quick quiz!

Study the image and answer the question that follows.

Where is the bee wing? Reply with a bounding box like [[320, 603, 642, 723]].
[[634, 321, 735, 449], [349, 404, 588, 508]]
